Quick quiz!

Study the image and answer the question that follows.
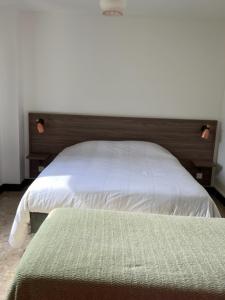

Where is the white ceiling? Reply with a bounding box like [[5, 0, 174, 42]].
[[1, 0, 225, 20]]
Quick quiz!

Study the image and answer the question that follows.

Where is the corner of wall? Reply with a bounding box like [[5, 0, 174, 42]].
[[0, 9, 24, 184], [214, 90, 225, 195]]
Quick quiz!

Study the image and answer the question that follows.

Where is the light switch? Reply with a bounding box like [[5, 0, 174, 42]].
[[38, 166, 45, 173], [196, 173, 203, 180]]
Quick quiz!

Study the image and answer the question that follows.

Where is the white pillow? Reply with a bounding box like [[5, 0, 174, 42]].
[[60, 140, 175, 160]]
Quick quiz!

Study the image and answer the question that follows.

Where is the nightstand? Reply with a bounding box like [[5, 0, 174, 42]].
[[191, 160, 216, 187], [27, 153, 52, 178]]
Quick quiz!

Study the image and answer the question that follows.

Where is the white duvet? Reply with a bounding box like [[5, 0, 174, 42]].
[[9, 141, 220, 248]]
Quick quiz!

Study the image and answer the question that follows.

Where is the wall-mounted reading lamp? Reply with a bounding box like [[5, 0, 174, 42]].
[[36, 118, 45, 134], [201, 124, 210, 140]]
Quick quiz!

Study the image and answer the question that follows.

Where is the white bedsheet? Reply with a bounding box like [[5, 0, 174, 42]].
[[9, 141, 220, 248]]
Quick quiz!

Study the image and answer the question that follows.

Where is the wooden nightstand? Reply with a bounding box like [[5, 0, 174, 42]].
[[179, 159, 216, 187], [191, 160, 216, 187], [27, 153, 52, 178]]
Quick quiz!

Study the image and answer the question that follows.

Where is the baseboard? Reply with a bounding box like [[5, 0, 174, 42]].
[[214, 184, 225, 198], [206, 187, 225, 206], [0, 179, 33, 193]]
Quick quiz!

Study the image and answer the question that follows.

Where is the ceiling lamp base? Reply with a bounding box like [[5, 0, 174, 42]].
[[103, 9, 123, 16], [100, 0, 126, 16]]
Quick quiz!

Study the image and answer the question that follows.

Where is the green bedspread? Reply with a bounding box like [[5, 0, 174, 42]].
[[7, 208, 225, 300]]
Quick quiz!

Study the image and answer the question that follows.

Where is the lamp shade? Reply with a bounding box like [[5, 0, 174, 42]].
[[36, 118, 45, 134], [201, 125, 210, 140], [100, 0, 126, 16]]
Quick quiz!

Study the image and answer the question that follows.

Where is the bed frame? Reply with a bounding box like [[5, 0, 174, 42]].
[[28, 113, 217, 232]]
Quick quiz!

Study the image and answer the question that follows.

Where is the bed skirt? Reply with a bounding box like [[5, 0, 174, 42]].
[[30, 212, 47, 233]]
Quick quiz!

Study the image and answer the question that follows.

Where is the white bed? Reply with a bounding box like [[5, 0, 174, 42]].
[[9, 140, 220, 248]]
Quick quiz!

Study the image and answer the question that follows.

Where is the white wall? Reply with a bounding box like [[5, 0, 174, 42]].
[[26, 13, 225, 120], [0, 10, 23, 184], [19, 13, 36, 182]]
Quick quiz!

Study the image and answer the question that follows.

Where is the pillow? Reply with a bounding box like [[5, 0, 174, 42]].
[[60, 140, 175, 160]]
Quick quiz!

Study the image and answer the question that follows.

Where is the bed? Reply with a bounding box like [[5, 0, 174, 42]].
[[7, 208, 225, 300], [9, 140, 220, 248]]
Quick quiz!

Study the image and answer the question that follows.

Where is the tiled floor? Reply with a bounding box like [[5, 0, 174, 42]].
[[0, 191, 225, 300], [0, 191, 31, 300]]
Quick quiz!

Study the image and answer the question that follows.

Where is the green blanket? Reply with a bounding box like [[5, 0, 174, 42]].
[[7, 208, 225, 300]]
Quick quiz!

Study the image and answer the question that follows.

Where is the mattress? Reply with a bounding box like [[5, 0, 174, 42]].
[[7, 208, 225, 300], [9, 141, 220, 248]]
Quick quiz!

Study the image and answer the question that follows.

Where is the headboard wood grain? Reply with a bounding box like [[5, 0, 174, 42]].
[[29, 113, 217, 185]]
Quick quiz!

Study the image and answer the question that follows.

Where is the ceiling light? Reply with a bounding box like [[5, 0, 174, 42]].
[[99, 0, 126, 16]]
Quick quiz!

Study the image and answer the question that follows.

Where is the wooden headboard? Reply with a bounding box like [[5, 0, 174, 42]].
[[29, 113, 217, 185]]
